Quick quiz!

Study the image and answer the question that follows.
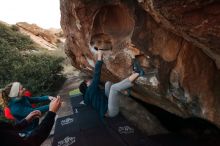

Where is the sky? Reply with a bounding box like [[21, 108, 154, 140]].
[[0, 0, 60, 29]]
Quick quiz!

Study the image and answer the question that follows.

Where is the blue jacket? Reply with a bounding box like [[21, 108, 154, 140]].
[[84, 61, 108, 118], [9, 96, 50, 121]]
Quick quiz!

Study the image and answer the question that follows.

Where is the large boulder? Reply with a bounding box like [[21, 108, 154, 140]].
[[16, 22, 64, 50], [60, 0, 220, 126]]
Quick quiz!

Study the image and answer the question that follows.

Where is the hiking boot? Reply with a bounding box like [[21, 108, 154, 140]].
[[132, 58, 145, 76]]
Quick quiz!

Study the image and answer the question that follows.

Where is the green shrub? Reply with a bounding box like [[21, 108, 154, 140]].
[[14, 54, 65, 95], [0, 38, 22, 86], [11, 25, 19, 31], [0, 22, 65, 97], [0, 23, 34, 50]]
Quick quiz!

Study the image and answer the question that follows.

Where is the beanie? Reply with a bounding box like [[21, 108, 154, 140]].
[[8, 82, 21, 98]]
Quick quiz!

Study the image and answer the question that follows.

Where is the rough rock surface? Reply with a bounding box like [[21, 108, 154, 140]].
[[60, 0, 220, 126], [16, 22, 64, 50]]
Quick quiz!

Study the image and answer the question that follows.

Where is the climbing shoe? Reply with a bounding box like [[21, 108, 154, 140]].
[[126, 88, 131, 96], [121, 88, 131, 96], [132, 58, 145, 76]]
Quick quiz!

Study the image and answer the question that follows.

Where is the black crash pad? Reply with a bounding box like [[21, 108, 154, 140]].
[[104, 114, 159, 146], [70, 94, 85, 108], [53, 94, 161, 146], [81, 127, 126, 146], [52, 115, 82, 146], [57, 115, 79, 133], [52, 130, 84, 146], [71, 95, 103, 129]]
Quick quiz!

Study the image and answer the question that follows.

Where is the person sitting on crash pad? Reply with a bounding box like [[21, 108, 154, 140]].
[[2, 82, 56, 133], [0, 91, 61, 146]]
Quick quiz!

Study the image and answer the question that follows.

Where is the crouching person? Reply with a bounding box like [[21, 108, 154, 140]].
[[2, 82, 56, 133], [0, 93, 61, 146]]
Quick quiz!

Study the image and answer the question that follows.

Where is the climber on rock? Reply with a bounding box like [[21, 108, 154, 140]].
[[79, 49, 144, 118]]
